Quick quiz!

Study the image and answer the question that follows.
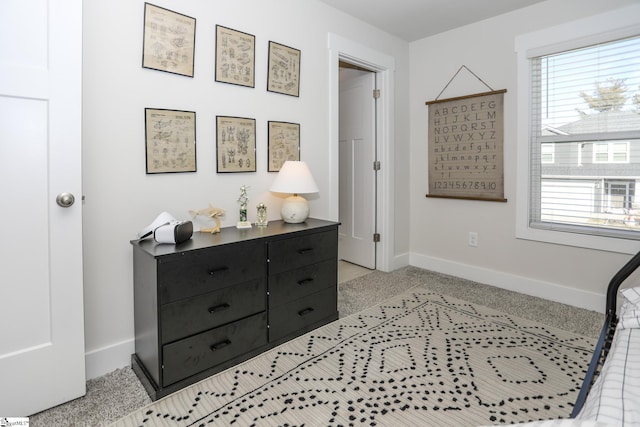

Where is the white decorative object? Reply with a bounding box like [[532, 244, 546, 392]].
[[269, 161, 319, 223], [137, 211, 193, 244], [189, 205, 225, 233]]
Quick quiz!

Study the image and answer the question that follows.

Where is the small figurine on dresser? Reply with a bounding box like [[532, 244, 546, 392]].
[[237, 184, 252, 229], [189, 204, 225, 233], [256, 202, 268, 227]]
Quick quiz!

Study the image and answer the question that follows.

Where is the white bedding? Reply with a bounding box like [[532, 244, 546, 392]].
[[576, 295, 640, 426]]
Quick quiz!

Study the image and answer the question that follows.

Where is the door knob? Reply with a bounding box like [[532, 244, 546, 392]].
[[56, 192, 75, 208]]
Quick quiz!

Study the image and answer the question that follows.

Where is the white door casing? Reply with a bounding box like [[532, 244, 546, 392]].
[[339, 68, 377, 269], [0, 0, 86, 416], [328, 33, 395, 272]]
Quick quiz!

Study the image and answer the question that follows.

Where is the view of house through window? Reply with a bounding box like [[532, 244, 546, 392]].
[[530, 35, 640, 238]]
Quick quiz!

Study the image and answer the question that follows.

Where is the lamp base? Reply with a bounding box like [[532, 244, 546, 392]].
[[281, 195, 309, 223]]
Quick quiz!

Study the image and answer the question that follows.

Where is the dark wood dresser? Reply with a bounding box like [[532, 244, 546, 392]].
[[130, 218, 339, 400]]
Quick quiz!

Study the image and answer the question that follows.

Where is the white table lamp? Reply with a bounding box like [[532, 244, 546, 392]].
[[270, 161, 319, 223]]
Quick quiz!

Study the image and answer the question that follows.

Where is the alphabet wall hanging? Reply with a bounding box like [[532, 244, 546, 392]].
[[425, 65, 507, 202]]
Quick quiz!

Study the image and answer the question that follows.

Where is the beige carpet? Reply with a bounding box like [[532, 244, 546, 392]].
[[111, 286, 595, 427]]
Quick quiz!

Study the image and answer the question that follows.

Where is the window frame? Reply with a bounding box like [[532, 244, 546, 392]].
[[592, 142, 630, 164], [541, 143, 555, 164], [604, 179, 635, 211], [515, 6, 640, 255]]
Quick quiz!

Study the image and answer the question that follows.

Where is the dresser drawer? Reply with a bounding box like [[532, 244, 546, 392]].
[[162, 312, 267, 386], [160, 278, 266, 344], [268, 286, 337, 343], [158, 241, 265, 304], [268, 229, 337, 275], [269, 259, 336, 308]]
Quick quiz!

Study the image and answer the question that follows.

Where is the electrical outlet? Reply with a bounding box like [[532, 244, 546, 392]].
[[468, 232, 478, 247]]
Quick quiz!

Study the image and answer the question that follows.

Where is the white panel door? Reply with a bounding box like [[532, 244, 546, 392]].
[[0, 0, 86, 416], [339, 68, 376, 269]]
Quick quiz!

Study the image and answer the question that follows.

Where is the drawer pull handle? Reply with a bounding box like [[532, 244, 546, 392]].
[[297, 278, 314, 286], [208, 303, 230, 314], [210, 339, 231, 352], [298, 307, 315, 316], [298, 248, 314, 255], [209, 266, 229, 276]]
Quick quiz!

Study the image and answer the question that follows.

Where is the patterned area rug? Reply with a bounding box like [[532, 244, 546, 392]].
[[112, 287, 595, 427]]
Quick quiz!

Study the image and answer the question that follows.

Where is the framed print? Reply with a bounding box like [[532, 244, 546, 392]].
[[145, 108, 196, 174], [267, 41, 300, 97], [142, 3, 196, 77], [215, 25, 255, 88], [216, 116, 256, 173], [268, 121, 300, 172]]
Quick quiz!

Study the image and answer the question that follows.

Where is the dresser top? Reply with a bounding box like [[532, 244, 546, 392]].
[[131, 218, 339, 257]]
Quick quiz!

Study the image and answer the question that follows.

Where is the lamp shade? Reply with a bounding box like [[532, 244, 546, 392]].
[[269, 161, 319, 195]]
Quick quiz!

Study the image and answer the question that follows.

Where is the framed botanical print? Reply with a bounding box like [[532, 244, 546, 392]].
[[267, 41, 300, 97], [142, 3, 196, 77], [215, 25, 256, 88], [268, 121, 300, 172], [145, 108, 196, 173], [216, 116, 256, 172]]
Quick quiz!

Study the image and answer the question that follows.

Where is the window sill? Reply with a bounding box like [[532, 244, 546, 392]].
[[515, 222, 640, 255]]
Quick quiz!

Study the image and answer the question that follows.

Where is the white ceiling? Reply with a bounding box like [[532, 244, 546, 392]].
[[318, 0, 547, 42]]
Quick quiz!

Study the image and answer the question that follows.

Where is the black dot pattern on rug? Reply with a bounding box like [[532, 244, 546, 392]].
[[126, 292, 594, 427]]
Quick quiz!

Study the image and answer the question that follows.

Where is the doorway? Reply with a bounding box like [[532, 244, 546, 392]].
[[328, 33, 395, 273], [338, 62, 377, 270]]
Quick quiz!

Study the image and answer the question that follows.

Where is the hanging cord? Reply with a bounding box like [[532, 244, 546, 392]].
[[435, 65, 494, 100]]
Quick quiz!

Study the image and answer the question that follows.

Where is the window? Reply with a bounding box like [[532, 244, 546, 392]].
[[523, 31, 640, 247], [605, 180, 635, 211], [541, 143, 555, 164], [593, 142, 629, 163]]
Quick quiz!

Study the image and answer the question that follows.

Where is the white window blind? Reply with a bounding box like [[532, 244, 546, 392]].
[[529, 35, 640, 239]]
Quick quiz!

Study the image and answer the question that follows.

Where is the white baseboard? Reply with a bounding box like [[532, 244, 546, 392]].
[[409, 253, 605, 313], [85, 338, 134, 380], [390, 252, 410, 271]]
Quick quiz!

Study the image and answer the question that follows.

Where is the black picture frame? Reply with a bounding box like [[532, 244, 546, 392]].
[[144, 108, 197, 174], [142, 3, 196, 78], [267, 41, 301, 97], [268, 121, 300, 171], [216, 116, 256, 173], [215, 25, 256, 88]]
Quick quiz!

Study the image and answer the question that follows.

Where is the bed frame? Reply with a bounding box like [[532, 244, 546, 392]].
[[570, 249, 640, 417]]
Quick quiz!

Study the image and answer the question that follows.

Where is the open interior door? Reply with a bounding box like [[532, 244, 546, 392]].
[[339, 66, 377, 269], [0, 0, 86, 416]]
